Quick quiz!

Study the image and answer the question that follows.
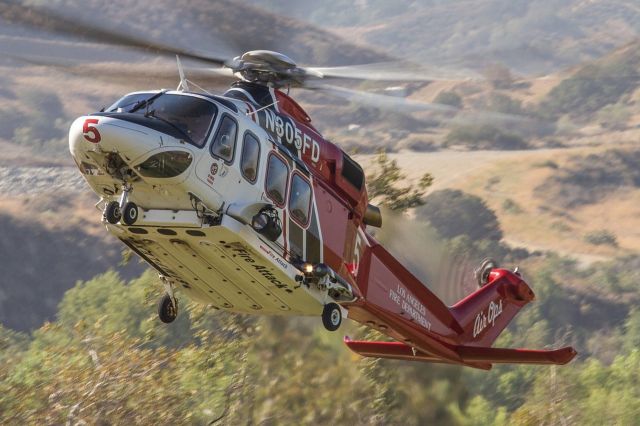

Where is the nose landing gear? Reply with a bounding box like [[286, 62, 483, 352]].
[[104, 201, 122, 224], [122, 202, 139, 225], [103, 182, 139, 225]]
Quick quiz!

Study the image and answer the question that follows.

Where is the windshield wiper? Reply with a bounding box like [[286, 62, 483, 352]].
[[145, 109, 195, 145], [129, 90, 167, 113]]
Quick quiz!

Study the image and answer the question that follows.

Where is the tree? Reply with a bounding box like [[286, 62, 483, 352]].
[[483, 63, 513, 89], [434, 90, 463, 109], [445, 124, 527, 150], [417, 189, 503, 241], [366, 151, 434, 211]]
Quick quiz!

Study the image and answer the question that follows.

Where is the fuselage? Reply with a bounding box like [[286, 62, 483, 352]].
[[69, 84, 369, 318]]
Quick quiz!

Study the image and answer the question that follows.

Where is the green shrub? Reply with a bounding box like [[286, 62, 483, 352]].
[[418, 189, 503, 241], [540, 55, 640, 120], [535, 149, 640, 207], [445, 124, 528, 150], [532, 160, 559, 169], [0, 108, 23, 140], [502, 198, 523, 214], [597, 103, 631, 130], [584, 230, 618, 247], [485, 93, 525, 115], [434, 90, 463, 108]]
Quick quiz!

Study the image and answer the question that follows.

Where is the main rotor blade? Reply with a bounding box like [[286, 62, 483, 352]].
[[315, 84, 536, 125], [6, 51, 235, 89], [307, 62, 479, 83], [316, 84, 457, 113], [0, 1, 232, 66]]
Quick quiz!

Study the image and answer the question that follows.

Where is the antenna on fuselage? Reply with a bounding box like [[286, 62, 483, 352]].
[[176, 55, 189, 91], [246, 100, 280, 117]]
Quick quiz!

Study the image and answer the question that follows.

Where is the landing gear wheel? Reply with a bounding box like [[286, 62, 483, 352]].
[[475, 258, 498, 288], [158, 294, 178, 323], [322, 302, 342, 332], [122, 202, 139, 225], [104, 201, 121, 224]]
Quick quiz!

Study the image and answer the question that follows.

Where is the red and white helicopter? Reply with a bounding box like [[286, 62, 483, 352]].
[[7, 5, 576, 370]]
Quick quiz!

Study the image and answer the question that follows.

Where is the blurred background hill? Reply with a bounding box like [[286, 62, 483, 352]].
[[246, 0, 640, 74], [0, 0, 639, 424]]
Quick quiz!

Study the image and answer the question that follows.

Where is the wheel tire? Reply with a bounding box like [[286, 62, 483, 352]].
[[475, 258, 498, 288], [158, 294, 178, 323], [105, 201, 121, 224], [122, 202, 139, 225], [322, 303, 342, 332]]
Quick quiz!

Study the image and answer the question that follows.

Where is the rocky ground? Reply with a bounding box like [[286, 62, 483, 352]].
[[0, 165, 86, 196]]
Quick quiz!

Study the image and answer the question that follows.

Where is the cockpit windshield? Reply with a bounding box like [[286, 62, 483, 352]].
[[106, 93, 217, 148]]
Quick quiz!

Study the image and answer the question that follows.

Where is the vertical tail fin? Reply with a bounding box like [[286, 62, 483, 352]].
[[450, 269, 535, 347]]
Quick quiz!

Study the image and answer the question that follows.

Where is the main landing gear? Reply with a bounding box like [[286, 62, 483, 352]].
[[158, 293, 178, 323], [322, 302, 342, 332], [158, 276, 178, 323]]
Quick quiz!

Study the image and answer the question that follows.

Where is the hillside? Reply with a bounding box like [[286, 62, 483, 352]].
[[0, 170, 144, 331], [356, 143, 640, 267], [245, 0, 640, 74], [0, 0, 388, 67]]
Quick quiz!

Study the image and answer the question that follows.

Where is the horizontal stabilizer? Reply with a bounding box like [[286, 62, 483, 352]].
[[344, 337, 492, 369], [344, 337, 577, 367], [345, 337, 444, 362], [456, 345, 577, 365]]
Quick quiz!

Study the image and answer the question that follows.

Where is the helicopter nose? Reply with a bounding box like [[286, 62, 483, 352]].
[[69, 115, 163, 163]]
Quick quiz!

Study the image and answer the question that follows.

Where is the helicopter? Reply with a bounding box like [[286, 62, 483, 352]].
[[5, 4, 576, 370]]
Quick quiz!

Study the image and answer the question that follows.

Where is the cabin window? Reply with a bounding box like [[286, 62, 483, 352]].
[[342, 153, 364, 191], [288, 173, 312, 225], [210, 115, 238, 163], [241, 132, 260, 183], [265, 154, 288, 206]]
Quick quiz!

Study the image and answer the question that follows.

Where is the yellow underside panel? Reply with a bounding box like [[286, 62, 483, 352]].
[[108, 217, 324, 316]]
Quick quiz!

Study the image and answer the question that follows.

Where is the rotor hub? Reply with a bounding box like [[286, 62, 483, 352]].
[[230, 50, 306, 87]]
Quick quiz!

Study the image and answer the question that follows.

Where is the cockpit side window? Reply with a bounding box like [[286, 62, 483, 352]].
[[210, 114, 238, 163], [288, 173, 312, 226], [241, 132, 260, 183], [265, 154, 288, 207]]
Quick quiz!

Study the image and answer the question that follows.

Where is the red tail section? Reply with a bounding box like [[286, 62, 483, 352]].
[[449, 269, 535, 347]]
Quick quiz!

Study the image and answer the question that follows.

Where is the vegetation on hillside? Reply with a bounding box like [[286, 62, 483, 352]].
[[246, 0, 640, 74], [2, 152, 640, 423], [535, 149, 640, 208], [540, 43, 640, 120], [444, 124, 528, 150], [0, 208, 143, 331], [2, 234, 640, 424], [418, 189, 503, 241]]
